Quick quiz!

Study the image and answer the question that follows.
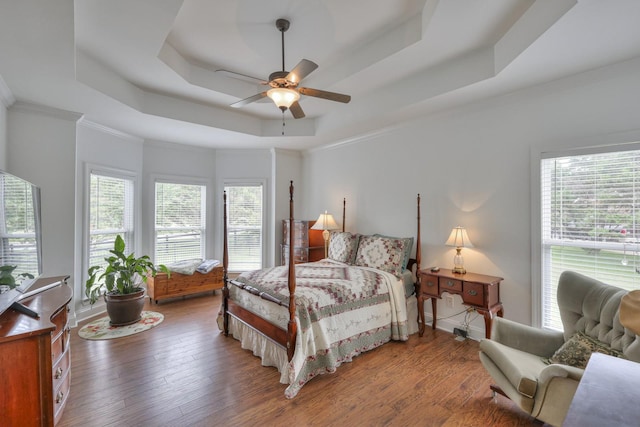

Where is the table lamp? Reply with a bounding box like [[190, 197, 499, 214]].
[[445, 226, 473, 274], [311, 211, 339, 258]]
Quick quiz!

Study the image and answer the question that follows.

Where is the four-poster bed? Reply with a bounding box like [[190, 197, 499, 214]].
[[221, 181, 421, 398]]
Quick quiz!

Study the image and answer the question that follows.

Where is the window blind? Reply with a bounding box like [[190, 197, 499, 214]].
[[155, 182, 206, 265], [0, 174, 38, 275], [541, 149, 640, 330], [88, 173, 134, 273], [224, 184, 263, 271]]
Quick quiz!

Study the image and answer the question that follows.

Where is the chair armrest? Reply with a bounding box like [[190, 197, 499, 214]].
[[491, 317, 565, 357], [539, 363, 584, 385]]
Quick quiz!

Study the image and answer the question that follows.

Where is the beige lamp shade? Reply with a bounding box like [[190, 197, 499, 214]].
[[310, 211, 339, 231], [445, 226, 474, 248], [311, 211, 339, 258], [445, 226, 473, 274]]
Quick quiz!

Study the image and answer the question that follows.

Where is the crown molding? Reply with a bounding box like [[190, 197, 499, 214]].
[[78, 118, 143, 144], [11, 101, 83, 122]]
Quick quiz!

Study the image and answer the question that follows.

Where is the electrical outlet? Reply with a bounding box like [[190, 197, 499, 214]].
[[445, 294, 455, 308]]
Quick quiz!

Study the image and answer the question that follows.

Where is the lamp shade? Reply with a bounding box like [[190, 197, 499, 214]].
[[267, 88, 300, 110], [310, 211, 339, 231], [445, 226, 474, 248]]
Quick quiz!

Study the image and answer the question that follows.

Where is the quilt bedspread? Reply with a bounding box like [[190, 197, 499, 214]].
[[229, 259, 409, 398]]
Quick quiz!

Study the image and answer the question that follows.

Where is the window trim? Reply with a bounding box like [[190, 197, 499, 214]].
[[223, 179, 267, 272], [82, 163, 138, 305], [151, 174, 209, 264], [532, 139, 640, 328]]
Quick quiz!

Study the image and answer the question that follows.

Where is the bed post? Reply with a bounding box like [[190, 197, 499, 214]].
[[342, 197, 346, 232], [287, 181, 297, 360], [222, 190, 230, 336], [414, 194, 421, 299]]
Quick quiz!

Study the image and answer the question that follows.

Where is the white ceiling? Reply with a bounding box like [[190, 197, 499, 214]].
[[1, 0, 640, 150]]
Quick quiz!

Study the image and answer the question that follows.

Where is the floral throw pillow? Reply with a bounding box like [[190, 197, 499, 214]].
[[543, 331, 625, 369], [354, 235, 406, 277], [328, 232, 360, 264]]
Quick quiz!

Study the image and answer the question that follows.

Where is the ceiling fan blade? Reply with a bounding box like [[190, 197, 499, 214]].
[[289, 101, 305, 119], [230, 91, 268, 108], [216, 69, 267, 85], [286, 59, 318, 84], [298, 87, 351, 103]]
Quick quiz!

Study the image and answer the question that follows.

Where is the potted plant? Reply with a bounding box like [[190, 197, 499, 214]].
[[85, 235, 169, 326], [0, 265, 34, 294]]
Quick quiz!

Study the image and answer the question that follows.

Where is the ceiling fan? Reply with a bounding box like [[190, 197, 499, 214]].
[[223, 18, 351, 119]]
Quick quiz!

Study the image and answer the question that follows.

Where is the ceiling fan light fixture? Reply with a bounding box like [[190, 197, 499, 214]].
[[267, 87, 299, 110]]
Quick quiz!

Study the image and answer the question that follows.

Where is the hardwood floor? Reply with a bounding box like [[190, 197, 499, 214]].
[[60, 293, 542, 427]]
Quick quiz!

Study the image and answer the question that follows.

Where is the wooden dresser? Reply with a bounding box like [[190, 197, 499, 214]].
[[0, 276, 72, 426], [281, 219, 324, 265], [147, 266, 224, 304]]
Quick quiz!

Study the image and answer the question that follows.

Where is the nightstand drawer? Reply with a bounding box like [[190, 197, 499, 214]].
[[462, 281, 484, 306], [440, 277, 462, 293], [420, 274, 439, 296]]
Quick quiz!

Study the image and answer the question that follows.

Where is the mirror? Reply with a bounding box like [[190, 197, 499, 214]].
[[0, 170, 43, 315]]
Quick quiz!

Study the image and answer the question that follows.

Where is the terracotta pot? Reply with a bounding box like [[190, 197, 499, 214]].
[[104, 288, 145, 326]]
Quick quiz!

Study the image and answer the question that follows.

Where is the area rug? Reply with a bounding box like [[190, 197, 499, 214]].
[[78, 311, 164, 340]]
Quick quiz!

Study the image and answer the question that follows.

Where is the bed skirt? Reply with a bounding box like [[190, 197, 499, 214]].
[[217, 295, 419, 396]]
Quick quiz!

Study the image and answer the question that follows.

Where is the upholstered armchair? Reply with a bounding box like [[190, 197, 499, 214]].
[[479, 271, 640, 427]]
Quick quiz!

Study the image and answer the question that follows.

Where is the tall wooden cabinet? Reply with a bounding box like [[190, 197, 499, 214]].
[[0, 276, 72, 426], [281, 220, 325, 265]]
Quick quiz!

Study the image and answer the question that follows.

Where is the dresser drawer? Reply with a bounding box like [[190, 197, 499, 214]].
[[420, 274, 439, 297], [440, 277, 462, 293], [52, 348, 70, 394], [53, 367, 71, 424], [51, 305, 68, 340], [462, 281, 485, 306]]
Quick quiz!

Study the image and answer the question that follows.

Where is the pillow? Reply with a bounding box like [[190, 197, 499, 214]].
[[354, 235, 406, 277], [543, 331, 625, 369], [374, 234, 413, 271], [328, 232, 360, 264]]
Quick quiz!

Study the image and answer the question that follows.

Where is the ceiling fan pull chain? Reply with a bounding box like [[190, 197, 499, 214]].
[[282, 110, 285, 135]]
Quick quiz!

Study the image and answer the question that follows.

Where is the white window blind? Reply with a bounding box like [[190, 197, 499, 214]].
[[224, 183, 263, 271], [155, 182, 206, 265], [88, 172, 134, 273], [541, 149, 640, 330], [0, 174, 38, 276]]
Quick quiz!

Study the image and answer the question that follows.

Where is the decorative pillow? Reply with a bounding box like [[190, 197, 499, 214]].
[[354, 235, 406, 277], [374, 234, 413, 271], [328, 232, 360, 264], [543, 331, 625, 369]]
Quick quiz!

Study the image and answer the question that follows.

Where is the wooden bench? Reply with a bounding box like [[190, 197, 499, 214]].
[[147, 265, 223, 304]]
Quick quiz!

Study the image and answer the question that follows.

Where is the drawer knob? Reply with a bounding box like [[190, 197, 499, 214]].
[[54, 367, 64, 379], [446, 280, 455, 287], [56, 391, 64, 404], [427, 281, 435, 287], [468, 290, 478, 296]]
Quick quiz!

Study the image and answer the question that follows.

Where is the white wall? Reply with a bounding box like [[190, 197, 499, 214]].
[[7, 102, 80, 317], [302, 57, 640, 338]]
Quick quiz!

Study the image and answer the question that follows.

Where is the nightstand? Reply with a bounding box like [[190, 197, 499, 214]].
[[417, 268, 503, 339]]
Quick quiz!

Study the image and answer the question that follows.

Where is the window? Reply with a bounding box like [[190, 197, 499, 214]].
[[0, 174, 39, 276], [88, 171, 135, 275], [541, 148, 640, 330], [224, 183, 264, 271], [155, 181, 206, 265]]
